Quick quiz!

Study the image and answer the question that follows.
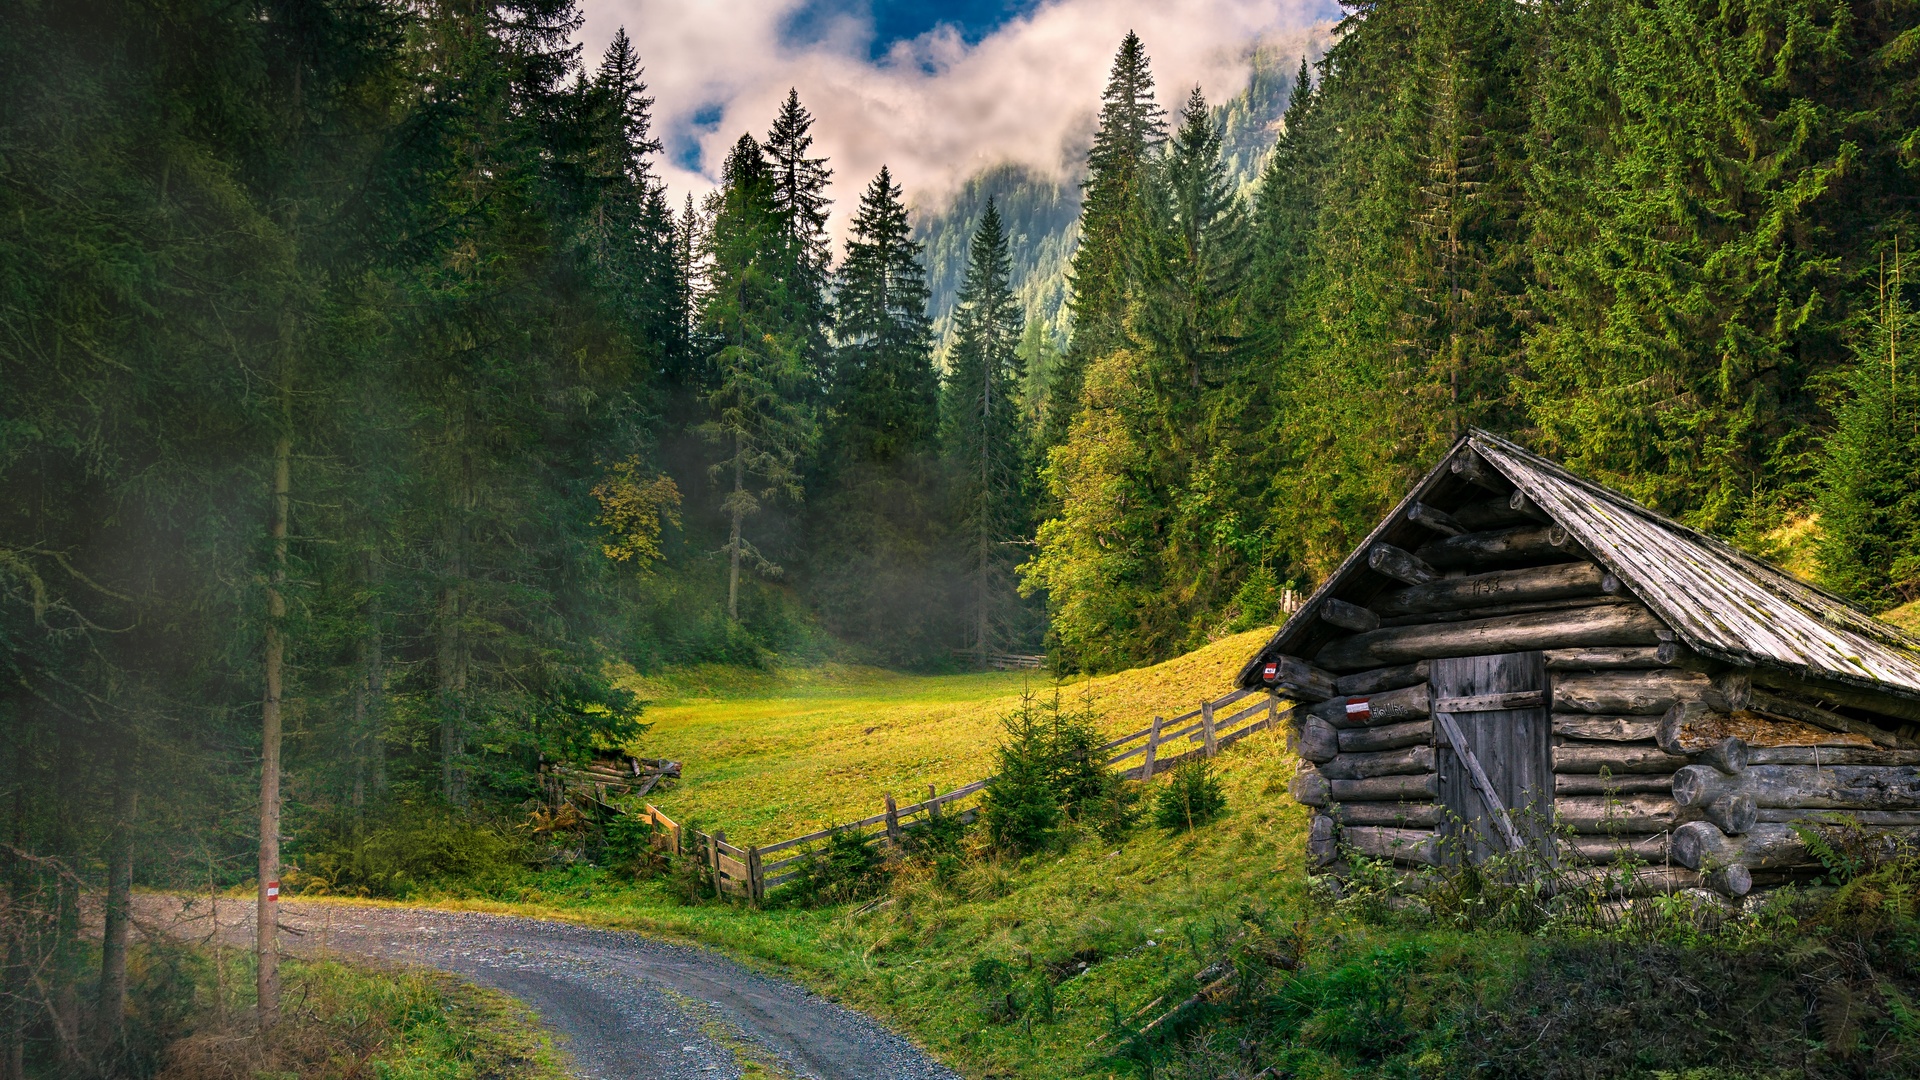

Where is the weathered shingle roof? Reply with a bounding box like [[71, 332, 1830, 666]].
[[1239, 431, 1920, 701]]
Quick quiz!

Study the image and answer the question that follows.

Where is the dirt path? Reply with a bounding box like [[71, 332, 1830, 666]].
[[151, 898, 959, 1080]]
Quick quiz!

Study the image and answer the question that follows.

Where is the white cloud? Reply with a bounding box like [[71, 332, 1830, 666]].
[[576, 0, 1332, 233]]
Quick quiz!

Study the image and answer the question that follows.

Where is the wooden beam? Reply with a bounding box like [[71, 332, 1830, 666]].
[[1507, 489, 1552, 522], [1318, 745, 1436, 780], [1320, 598, 1380, 633], [1551, 669, 1717, 715], [1368, 543, 1439, 586], [1450, 449, 1509, 493], [1373, 561, 1613, 617], [1333, 661, 1429, 697], [1315, 604, 1666, 671], [1415, 526, 1575, 569], [1405, 502, 1466, 536]]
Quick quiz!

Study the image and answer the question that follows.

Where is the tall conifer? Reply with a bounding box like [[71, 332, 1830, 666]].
[[1043, 31, 1166, 451], [944, 202, 1031, 664]]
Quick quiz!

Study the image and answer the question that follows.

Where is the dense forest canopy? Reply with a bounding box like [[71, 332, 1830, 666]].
[[4, 0, 1920, 1068]]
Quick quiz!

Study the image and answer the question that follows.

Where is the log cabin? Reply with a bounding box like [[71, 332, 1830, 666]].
[[1240, 431, 1920, 898]]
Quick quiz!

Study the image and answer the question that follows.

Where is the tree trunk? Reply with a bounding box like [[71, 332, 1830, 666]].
[[4, 736, 25, 1080], [97, 781, 137, 1049], [258, 433, 289, 1026]]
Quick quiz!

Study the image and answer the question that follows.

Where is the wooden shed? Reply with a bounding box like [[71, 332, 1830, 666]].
[[1241, 431, 1920, 897]]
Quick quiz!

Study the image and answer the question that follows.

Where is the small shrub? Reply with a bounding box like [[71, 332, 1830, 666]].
[[789, 828, 889, 905], [1154, 760, 1227, 832], [984, 688, 1124, 854]]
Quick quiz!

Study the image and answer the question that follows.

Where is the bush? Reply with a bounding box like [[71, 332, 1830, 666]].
[[1154, 760, 1227, 832], [788, 827, 889, 905], [293, 802, 533, 899]]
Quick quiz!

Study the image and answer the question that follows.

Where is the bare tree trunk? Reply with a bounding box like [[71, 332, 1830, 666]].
[[257, 434, 289, 1027], [97, 779, 137, 1051], [977, 368, 991, 669], [437, 533, 465, 806]]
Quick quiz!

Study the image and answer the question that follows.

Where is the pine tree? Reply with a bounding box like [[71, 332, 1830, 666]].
[[765, 89, 835, 394], [943, 201, 1030, 665], [807, 167, 946, 661], [1043, 31, 1167, 451], [828, 166, 938, 462], [1817, 253, 1920, 608], [699, 134, 816, 621]]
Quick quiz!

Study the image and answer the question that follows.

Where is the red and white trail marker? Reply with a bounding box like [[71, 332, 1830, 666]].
[[265, 881, 280, 902], [1344, 699, 1372, 723]]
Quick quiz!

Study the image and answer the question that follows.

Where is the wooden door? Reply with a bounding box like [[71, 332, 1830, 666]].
[[1432, 652, 1552, 863]]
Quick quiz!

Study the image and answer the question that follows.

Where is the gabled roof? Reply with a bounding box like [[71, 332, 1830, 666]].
[[1238, 431, 1920, 701]]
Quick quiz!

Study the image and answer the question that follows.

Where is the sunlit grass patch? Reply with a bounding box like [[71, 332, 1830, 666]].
[[620, 628, 1279, 840]]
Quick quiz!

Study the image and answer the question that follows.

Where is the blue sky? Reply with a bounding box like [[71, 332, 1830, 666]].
[[781, 1, 1044, 57]]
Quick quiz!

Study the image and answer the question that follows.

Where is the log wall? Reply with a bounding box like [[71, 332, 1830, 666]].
[[1284, 481, 1920, 898]]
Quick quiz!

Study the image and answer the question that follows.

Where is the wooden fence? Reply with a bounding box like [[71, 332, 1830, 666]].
[[622, 685, 1291, 904]]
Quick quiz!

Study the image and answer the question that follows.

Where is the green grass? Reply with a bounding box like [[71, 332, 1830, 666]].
[[148, 948, 568, 1080], [616, 629, 1277, 840]]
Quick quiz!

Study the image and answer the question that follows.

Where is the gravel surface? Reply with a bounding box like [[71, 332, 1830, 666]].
[[154, 899, 960, 1080]]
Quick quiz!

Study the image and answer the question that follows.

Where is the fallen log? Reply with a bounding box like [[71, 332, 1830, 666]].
[[1556, 773, 1675, 796], [1374, 562, 1615, 617], [1319, 745, 1436, 781], [1316, 604, 1667, 671], [1343, 826, 1442, 866], [1552, 669, 1716, 715], [1309, 683, 1430, 728], [1295, 717, 1340, 763], [1416, 526, 1580, 570], [1368, 543, 1439, 586], [1334, 661, 1430, 697], [1338, 719, 1432, 753], [1553, 714, 1659, 742], [1553, 742, 1693, 774], [1545, 646, 1669, 671], [1325, 802, 1445, 828], [1674, 762, 1920, 811]]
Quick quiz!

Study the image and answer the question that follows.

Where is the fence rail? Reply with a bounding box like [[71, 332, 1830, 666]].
[[621, 686, 1292, 903]]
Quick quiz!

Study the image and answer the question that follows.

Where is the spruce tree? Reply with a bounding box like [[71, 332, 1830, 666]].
[[807, 167, 946, 661], [699, 135, 816, 621], [943, 201, 1030, 665], [765, 89, 835, 395], [828, 166, 938, 462], [1043, 31, 1166, 452]]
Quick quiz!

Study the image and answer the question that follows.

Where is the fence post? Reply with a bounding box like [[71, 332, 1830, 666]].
[[884, 794, 901, 846], [927, 783, 940, 819], [1202, 698, 1218, 758], [747, 846, 763, 907], [1142, 715, 1163, 781], [709, 831, 724, 900]]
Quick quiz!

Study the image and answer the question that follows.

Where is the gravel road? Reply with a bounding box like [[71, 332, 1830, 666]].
[[154, 899, 959, 1080]]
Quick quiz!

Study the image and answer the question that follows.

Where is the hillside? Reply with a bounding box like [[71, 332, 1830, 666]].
[[619, 628, 1276, 841]]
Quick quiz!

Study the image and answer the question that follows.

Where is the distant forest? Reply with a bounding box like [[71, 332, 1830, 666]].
[[5, 0, 1920, 965]]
